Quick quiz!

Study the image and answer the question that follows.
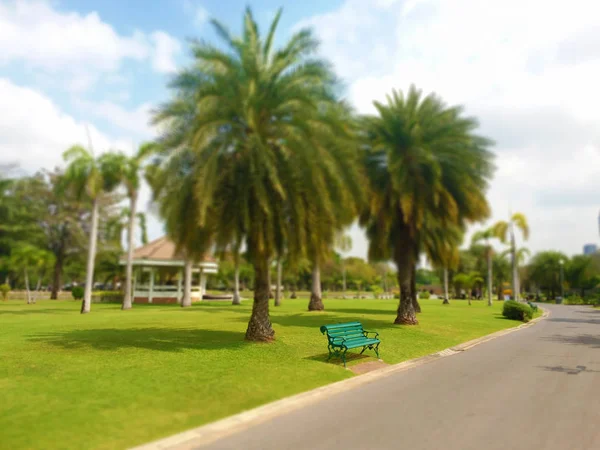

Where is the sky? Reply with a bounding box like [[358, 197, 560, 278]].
[[1, 0, 599, 261]]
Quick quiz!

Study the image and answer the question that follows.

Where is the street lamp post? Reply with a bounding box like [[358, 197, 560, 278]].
[[559, 259, 565, 304]]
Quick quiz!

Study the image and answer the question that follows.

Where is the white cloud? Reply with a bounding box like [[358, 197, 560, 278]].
[[183, 0, 209, 28], [151, 31, 182, 74], [299, 0, 600, 258], [73, 98, 154, 137], [0, 78, 129, 171], [0, 0, 181, 89]]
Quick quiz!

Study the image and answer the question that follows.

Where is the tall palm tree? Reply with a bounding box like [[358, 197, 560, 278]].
[[152, 8, 362, 340], [335, 232, 352, 298], [472, 227, 498, 306], [360, 86, 494, 324], [102, 144, 156, 310], [494, 213, 529, 301], [62, 145, 120, 313]]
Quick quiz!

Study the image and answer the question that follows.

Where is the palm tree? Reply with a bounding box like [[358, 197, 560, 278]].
[[101, 144, 155, 310], [274, 257, 283, 307], [9, 243, 44, 304], [453, 272, 484, 305], [148, 148, 215, 308], [152, 8, 362, 341], [494, 213, 529, 301], [335, 232, 352, 298], [62, 145, 120, 314], [360, 86, 494, 324], [472, 227, 498, 306]]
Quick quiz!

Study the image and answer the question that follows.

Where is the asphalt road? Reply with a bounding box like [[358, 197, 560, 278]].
[[203, 305, 600, 450]]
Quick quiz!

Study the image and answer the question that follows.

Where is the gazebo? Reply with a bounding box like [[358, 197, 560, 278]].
[[119, 236, 219, 304]]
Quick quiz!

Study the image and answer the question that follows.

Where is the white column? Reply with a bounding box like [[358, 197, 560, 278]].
[[199, 269, 207, 301], [148, 268, 155, 304], [132, 269, 138, 302], [177, 269, 182, 304]]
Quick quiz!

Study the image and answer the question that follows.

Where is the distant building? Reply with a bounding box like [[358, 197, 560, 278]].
[[583, 244, 598, 255]]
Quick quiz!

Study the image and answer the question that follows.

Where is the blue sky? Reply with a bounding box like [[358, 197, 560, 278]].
[[1, 0, 600, 258]]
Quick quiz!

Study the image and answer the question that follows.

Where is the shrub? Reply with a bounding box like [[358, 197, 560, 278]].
[[502, 300, 533, 322], [0, 283, 10, 300], [71, 286, 84, 300], [419, 291, 431, 299], [564, 296, 584, 305]]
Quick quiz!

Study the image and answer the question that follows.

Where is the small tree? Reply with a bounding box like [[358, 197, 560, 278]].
[[0, 283, 10, 300]]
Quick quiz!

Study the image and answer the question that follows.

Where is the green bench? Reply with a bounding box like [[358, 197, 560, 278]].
[[320, 321, 380, 368], [527, 301, 539, 312]]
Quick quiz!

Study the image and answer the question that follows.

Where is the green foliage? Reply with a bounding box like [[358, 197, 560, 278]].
[[0, 283, 9, 300], [528, 251, 568, 297], [152, 8, 363, 269], [563, 296, 584, 305], [359, 85, 494, 274], [419, 290, 431, 299], [502, 300, 533, 322], [71, 286, 84, 300]]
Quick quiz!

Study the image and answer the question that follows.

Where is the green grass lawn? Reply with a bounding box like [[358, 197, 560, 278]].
[[1, 298, 522, 449]]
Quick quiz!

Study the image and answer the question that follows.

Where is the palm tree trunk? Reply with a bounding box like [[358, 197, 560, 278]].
[[510, 225, 519, 302], [342, 263, 347, 298], [487, 250, 493, 306], [443, 268, 450, 304], [81, 197, 99, 314], [51, 256, 62, 300], [308, 260, 324, 311], [245, 255, 275, 341], [411, 265, 421, 313], [122, 192, 137, 310], [24, 268, 31, 304], [274, 258, 283, 307], [33, 277, 42, 304], [232, 259, 241, 305], [182, 259, 192, 307], [393, 240, 418, 325]]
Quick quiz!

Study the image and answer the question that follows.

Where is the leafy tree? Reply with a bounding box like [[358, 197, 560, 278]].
[[566, 255, 600, 298], [360, 86, 493, 324], [528, 251, 568, 299], [494, 213, 529, 301], [153, 9, 362, 341], [9, 243, 53, 304]]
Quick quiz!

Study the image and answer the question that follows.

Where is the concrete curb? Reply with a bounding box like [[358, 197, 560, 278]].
[[130, 305, 550, 450]]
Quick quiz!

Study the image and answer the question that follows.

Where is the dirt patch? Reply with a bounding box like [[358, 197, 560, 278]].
[[350, 360, 389, 375]]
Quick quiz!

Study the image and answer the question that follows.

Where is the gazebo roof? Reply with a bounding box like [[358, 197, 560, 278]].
[[125, 236, 216, 266]]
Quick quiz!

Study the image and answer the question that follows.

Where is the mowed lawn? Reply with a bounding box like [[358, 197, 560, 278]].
[[1, 298, 521, 449]]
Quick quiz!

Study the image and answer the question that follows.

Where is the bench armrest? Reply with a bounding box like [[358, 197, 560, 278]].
[[363, 330, 379, 339]]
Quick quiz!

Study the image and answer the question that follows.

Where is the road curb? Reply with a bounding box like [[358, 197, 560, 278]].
[[130, 305, 550, 450]]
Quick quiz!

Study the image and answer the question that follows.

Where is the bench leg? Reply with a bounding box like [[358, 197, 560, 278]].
[[327, 345, 333, 362], [374, 343, 380, 360], [360, 346, 367, 355], [342, 348, 348, 368]]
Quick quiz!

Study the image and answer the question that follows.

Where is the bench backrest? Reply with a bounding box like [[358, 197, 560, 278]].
[[320, 322, 365, 342]]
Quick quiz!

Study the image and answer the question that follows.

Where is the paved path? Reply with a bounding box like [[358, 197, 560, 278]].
[[203, 305, 600, 450]]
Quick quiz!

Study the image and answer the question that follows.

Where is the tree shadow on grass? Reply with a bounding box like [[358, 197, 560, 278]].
[[305, 352, 371, 367], [269, 312, 398, 331], [323, 308, 397, 316], [29, 328, 248, 352], [0, 307, 73, 316]]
